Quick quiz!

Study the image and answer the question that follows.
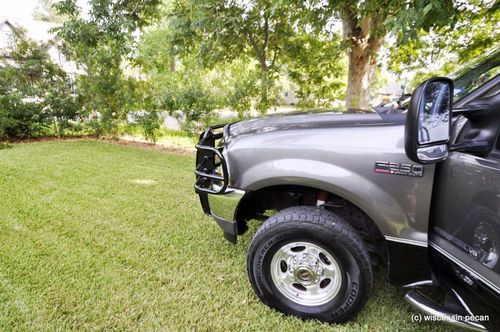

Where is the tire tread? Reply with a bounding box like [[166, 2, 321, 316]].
[[247, 206, 373, 323]]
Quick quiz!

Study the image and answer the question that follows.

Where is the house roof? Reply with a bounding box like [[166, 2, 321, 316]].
[[0, 16, 60, 42]]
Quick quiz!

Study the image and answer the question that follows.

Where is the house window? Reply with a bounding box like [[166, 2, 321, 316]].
[[58, 52, 67, 64], [68, 73, 76, 93], [4, 32, 14, 50]]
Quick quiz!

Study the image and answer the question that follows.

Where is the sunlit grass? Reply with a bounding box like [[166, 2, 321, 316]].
[[0, 141, 453, 330]]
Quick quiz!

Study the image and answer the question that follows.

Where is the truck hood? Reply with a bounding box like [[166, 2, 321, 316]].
[[227, 110, 405, 140]]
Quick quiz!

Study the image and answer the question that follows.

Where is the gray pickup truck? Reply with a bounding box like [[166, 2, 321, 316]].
[[195, 50, 499, 330]]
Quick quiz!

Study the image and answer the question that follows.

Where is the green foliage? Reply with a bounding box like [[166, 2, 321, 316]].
[[284, 33, 347, 106], [36, 0, 499, 140], [84, 115, 103, 137], [164, 0, 475, 110], [158, 74, 218, 133], [290, 0, 474, 108], [225, 61, 260, 117], [140, 1, 351, 115], [33, 0, 67, 23], [56, 0, 161, 51], [139, 28, 262, 127], [54, 0, 161, 136], [137, 111, 161, 143], [0, 142, 12, 149], [75, 61, 141, 136], [388, 1, 499, 81], [384, 0, 460, 42], [370, 65, 390, 96], [0, 31, 80, 139], [167, 0, 299, 112], [135, 20, 176, 73]]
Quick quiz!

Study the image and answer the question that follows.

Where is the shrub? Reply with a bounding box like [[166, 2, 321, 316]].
[[0, 142, 12, 150], [137, 111, 161, 143], [0, 31, 82, 139]]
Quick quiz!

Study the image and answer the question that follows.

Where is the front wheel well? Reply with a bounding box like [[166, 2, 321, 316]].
[[236, 185, 387, 266]]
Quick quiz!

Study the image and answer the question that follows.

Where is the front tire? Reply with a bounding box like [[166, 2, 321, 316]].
[[247, 206, 372, 323]]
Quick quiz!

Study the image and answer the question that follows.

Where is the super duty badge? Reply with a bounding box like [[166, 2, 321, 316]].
[[374, 161, 424, 177]]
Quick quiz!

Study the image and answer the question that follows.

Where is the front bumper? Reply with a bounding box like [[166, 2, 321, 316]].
[[195, 124, 245, 243], [198, 187, 246, 243]]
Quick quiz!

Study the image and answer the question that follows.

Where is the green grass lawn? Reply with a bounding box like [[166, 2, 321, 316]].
[[0, 140, 453, 331]]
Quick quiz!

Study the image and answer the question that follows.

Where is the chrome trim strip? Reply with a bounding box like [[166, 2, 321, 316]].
[[429, 241, 500, 295], [403, 280, 434, 288], [405, 290, 486, 331], [451, 288, 475, 317], [385, 236, 428, 248]]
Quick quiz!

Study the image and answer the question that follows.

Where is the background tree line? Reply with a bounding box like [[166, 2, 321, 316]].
[[1, 0, 498, 143]]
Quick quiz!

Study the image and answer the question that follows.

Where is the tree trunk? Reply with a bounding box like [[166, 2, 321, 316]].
[[345, 43, 378, 110], [258, 68, 270, 114], [247, 29, 271, 114], [341, 8, 384, 110], [170, 56, 176, 72]]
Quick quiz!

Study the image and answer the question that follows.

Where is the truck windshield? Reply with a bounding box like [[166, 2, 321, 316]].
[[452, 48, 500, 100]]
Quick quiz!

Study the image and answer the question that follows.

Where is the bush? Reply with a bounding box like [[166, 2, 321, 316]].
[[83, 114, 103, 137], [159, 81, 218, 135], [0, 101, 50, 139], [0, 142, 12, 149], [0, 32, 82, 140], [137, 111, 161, 143]]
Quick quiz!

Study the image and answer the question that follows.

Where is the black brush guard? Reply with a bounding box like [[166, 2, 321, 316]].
[[194, 124, 228, 194]]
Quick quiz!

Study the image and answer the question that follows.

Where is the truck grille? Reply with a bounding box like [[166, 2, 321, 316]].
[[194, 124, 228, 194]]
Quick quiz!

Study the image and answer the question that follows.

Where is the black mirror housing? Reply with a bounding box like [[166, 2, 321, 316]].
[[405, 77, 453, 164]]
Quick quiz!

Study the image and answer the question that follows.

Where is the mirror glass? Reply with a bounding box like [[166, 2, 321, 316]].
[[417, 144, 448, 162], [418, 81, 451, 144]]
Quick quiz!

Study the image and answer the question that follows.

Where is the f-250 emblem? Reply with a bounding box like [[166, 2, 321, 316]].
[[374, 161, 424, 177]]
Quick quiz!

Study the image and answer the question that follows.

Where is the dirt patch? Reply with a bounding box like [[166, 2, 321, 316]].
[[106, 138, 195, 156], [7, 135, 94, 144], [6, 136, 195, 156]]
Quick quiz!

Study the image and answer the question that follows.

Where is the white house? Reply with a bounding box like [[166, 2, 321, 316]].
[[0, 16, 81, 85]]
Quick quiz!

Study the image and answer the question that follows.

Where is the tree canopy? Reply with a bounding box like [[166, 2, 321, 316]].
[[162, 0, 495, 110], [2, 0, 497, 142], [167, 0, 300, 112], [389, 1, 500, 84], [54, 0, 162, 135]]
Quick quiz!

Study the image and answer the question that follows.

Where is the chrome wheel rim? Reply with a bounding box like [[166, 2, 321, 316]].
[[270, 241, 342, 306]]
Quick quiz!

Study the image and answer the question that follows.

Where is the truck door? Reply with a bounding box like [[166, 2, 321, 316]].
[[431, 149, 500, 287], [429, 101, 500, 324]]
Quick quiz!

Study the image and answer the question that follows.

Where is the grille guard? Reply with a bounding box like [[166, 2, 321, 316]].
[[194, 124, 229, 194]]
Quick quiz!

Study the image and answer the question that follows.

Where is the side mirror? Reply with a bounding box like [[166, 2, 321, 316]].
[[405, 77, 453, 164]]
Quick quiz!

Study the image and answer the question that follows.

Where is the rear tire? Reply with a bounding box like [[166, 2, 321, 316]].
[[247, 206, 372, 323]]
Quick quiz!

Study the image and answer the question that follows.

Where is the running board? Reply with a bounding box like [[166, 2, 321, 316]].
[[405, 290, 487, 331]]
